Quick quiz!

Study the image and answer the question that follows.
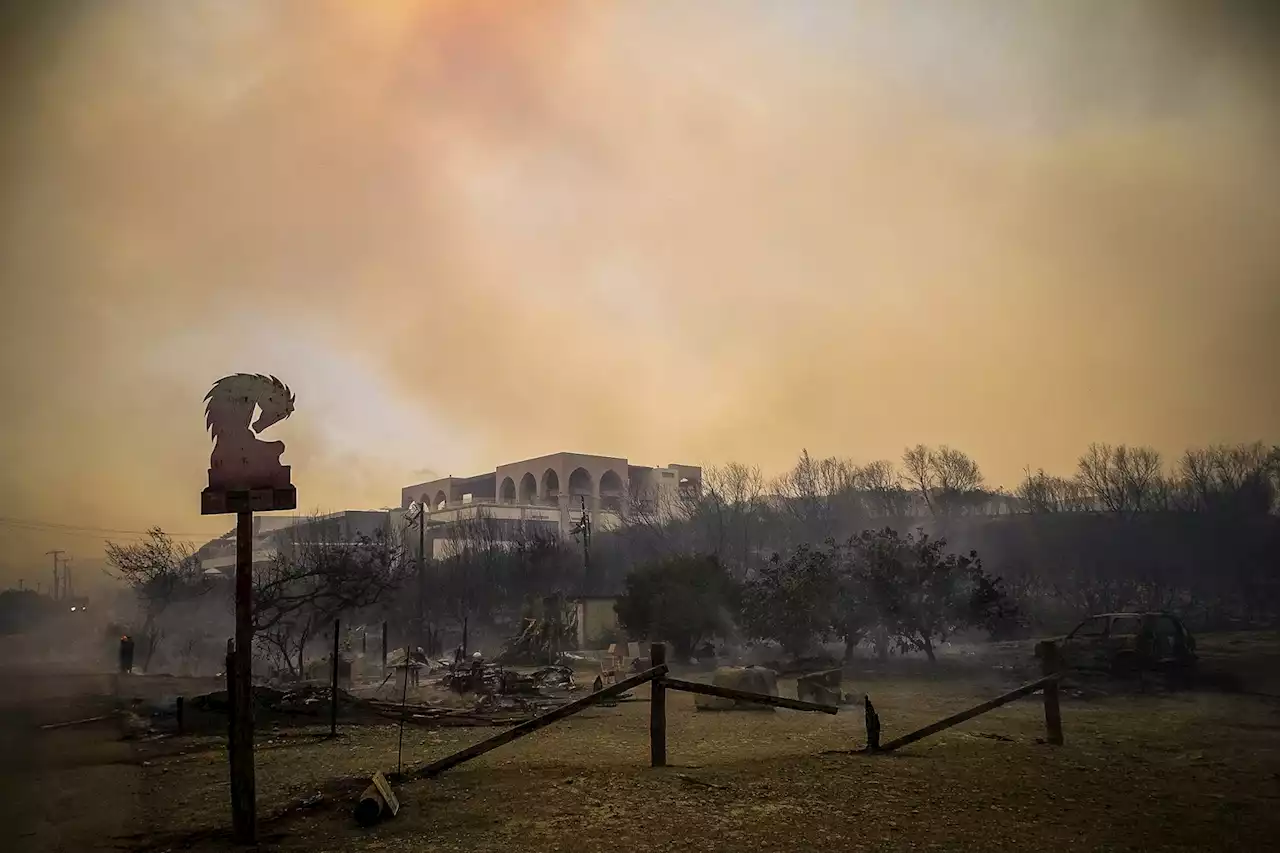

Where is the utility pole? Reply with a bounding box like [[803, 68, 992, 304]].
[[406, 501, 428, 655], [417, 510, 425, 653], [570, 496, 592, 592], [46, 550, 65, 601]]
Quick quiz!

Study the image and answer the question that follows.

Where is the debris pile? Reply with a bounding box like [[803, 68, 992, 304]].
[[188, 684, 358, 716], [493, 596, 579, 664], [438, 661, 576, 696]]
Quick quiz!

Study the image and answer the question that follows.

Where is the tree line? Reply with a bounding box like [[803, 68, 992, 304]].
[[99, 440, 1277, 674], [606, 441, 1278, 639]]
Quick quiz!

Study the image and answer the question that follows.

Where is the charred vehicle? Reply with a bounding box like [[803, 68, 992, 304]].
[[1040, 611, 1197, 677]]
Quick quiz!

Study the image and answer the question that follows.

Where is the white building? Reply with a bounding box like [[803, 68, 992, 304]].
[[401, 451, 701, 559]]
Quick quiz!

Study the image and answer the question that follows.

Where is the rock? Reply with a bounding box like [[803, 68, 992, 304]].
[[694, 666, 779, 712]]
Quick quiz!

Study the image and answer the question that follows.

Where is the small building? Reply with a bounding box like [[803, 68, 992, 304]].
[[574, 595, 620, 650]]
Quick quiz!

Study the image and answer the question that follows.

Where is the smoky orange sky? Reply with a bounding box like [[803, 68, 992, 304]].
[[1, 1, 1277, 586]]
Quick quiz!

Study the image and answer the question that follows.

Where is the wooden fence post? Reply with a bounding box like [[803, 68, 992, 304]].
[[176, 696, 184, 735], [381, 621, 388, 670], [330, 619, 340, 738], [1041, 641, 1064, 746], [649, 643, 667, 768], [229, 511, 256, 844]]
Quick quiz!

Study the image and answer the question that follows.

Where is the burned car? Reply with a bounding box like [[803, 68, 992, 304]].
[[1041, 611, 1197, 677]]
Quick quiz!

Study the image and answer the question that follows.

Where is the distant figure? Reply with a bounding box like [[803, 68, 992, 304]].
[[118, 635, 135, 674]]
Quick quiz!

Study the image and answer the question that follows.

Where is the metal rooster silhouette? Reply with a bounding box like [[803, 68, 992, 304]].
[[204, 373, 296, 491]]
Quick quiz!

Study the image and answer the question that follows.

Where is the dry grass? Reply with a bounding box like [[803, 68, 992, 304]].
[[135, 670, 1280, 853]]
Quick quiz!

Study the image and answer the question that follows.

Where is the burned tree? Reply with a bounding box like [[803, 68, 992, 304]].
[[739, 544, 838, 657], [615, 554, 737, 659], [1075, 443, 1169, 515], [902, 445, 986, 517], [105, 528, 212, 672], [853, 527, 1002, 662], [252, 516, 405, 679]]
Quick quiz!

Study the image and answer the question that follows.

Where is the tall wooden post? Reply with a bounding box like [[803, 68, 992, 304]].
[[381, 621, 388, 670], [201, 372, 297, 846], [649, 642, 667, 767], [230, 510, 256, 843], [330, 619, 340, 737], [1041, 641, 1064, 745]]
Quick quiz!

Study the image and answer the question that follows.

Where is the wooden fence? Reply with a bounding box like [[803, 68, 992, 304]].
[[405, 642, 840, 780], [868, 639, 1066, 753], [396, 639, 1066, 782]]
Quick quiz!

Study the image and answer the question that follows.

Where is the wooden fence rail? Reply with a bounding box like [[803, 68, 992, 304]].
[[407, 641, 843, 780], [406, 663, 669, 780], [661, 678, 840, 715], [876, 672, 1063, 753]]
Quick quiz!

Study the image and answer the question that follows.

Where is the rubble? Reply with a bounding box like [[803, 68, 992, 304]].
[[493, 597, 579, 665]]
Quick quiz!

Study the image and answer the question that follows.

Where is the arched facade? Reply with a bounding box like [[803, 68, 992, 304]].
[[493, 453, 631, 510], [599, 470, 624, 512], [519, 472, 537, 503], [541, 469, 561, 500], [568, 467, 593, 499], [499, 477, 517, 503]]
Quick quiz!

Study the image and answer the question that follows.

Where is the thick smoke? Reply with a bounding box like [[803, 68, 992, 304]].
[[0, 1, 1277, 582]]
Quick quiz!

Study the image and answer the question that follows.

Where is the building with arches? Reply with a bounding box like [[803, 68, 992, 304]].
[[400, 452, 702, 557]]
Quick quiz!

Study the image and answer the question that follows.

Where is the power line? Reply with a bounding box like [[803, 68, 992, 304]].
[[0, 515, 213, 539]]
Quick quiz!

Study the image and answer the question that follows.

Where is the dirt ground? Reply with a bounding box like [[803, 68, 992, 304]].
[[5, 638, 1280, 853]]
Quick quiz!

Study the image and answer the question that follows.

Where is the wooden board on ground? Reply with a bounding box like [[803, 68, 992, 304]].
[[372, 771, 399, 816]]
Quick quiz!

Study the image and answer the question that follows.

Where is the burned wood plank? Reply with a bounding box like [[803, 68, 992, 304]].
[[409, 664, 669, 779], [38, 712, 117, 730], [877, 672, 1062, 753], [661, 677, 839, 715]]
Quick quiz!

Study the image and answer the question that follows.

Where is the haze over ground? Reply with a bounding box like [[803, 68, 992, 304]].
[[1, 1, 1277, 586]]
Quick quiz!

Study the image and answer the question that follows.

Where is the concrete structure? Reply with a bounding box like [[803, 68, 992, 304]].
[[400, 452, 701, 558], [403, 451, 701, 536], [574, 596, 620, 649]]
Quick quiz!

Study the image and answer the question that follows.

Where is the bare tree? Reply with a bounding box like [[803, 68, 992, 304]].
[[1016, 467, 1092, 512], [1176, 443, 1278, 515], [1075, 443, 1168, 515], [902, 444, 936, 515], [932, 446, 986, 515], [772, 450, 862, 547], [105, 528, 212, 672], [619, 462, 771, 578], [852, 460, 911, 518], [253, 515, 405, 679], [902, 444, 985, 516]]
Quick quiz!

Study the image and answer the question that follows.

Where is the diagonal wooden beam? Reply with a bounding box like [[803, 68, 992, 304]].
[[877, 672, 1062, 753], [407, 664, 669, 779], [662, 677, 840, 714]]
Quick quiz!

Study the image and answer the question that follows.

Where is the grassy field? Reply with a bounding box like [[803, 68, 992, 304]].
[[115, 657, 1280, 853]]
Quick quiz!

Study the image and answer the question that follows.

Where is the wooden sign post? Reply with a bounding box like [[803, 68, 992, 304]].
[[201, 374, 297, 845]]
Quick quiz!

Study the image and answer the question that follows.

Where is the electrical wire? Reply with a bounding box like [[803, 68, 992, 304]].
[[0, 515, 215, 542]]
